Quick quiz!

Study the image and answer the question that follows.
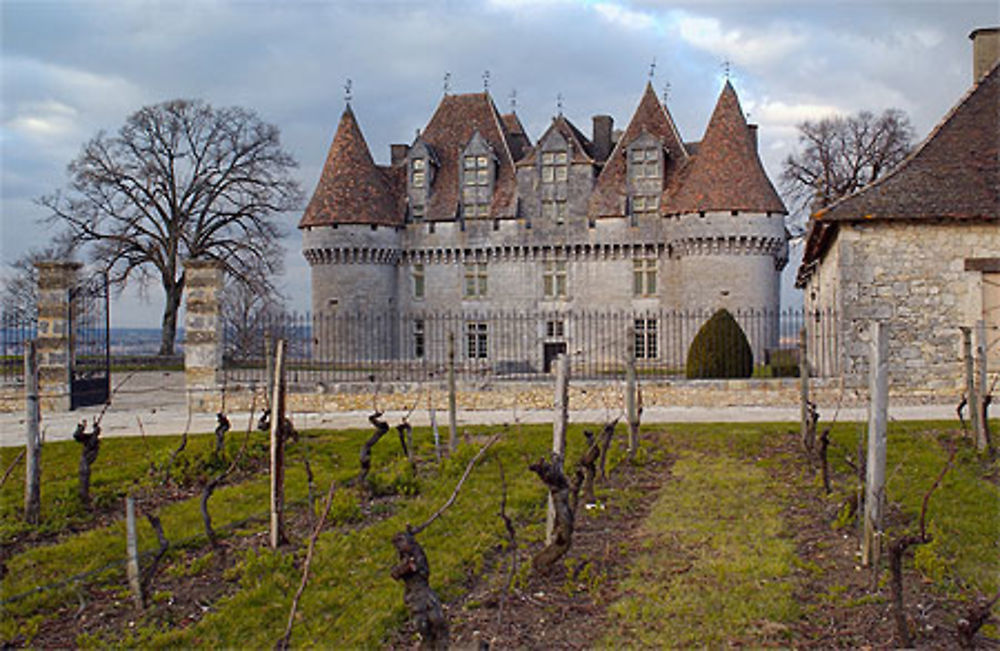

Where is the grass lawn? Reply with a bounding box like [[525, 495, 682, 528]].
[[1, 419, 996, 648]]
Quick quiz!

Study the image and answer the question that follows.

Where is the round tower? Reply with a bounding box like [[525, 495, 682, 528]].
[[665, 81, 789, 364], [299, 105, 403, 360]]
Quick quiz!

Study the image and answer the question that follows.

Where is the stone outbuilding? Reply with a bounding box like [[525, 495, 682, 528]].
[[796, 29, 999, 394]]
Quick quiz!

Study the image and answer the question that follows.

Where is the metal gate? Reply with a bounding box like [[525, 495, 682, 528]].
[[70, 271, 110, 409]]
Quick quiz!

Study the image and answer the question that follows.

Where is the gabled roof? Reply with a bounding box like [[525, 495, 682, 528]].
[[588, 83, 689, 218], [518, 114, 595, 167], [798, 61, 999, 279], [420, 92, 518, 220], [299, 105, 402, 228], [666, 81, 786, 216]]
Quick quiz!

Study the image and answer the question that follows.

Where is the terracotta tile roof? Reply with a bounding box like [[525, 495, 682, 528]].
[[420, 92, 518, 221], [588, 83, 690, 218], [501, 112, 532, 161], [666, 81, 786, 216], [299, 105, 402, 228], [518, 114, 595, 167], [798, 62, 999, 279]]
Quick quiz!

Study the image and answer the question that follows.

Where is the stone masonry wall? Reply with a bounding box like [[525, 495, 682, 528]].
[[812, 221, 1000, 393]]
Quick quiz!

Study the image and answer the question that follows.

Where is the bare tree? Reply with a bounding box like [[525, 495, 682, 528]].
[[220, 273, 285, 364], [40, 99, 302, 355], [781, 109, 915, 233]]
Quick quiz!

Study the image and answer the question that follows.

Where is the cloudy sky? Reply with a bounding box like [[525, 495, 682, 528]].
[[2, 0, 996, 327]]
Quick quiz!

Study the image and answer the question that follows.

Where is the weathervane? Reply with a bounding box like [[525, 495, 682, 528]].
[[721, 59, 732, 80], [344, 78, 353, 105], [509, 89, 517, 112], [661, 81, 671, 103], [648, 57, 657, 81], [443, 72, 451, 95], [482, 70, 491, 91], [556, 92, 564, 116]]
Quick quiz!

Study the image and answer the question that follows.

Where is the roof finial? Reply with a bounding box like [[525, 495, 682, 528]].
[[443, 71, 451, 96], [661, 80, 671, 103], [509, 88, 517, 112], [344, 78, 353, 105], [482, 70, 490, 92], [721, 59, 732, 81], [648, 57, 657, 81], [556, 92, 564, 117]]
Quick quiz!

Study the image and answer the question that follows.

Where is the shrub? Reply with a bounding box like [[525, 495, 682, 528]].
[[685, 309, 753, 379]]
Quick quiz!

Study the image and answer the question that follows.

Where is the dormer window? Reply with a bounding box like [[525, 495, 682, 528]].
[[411, 158, 425, 188], [541, 151, 568, 184], [627, 135, 664, 218], [460, 134, 495, 218], [629, 147, 660, 181]]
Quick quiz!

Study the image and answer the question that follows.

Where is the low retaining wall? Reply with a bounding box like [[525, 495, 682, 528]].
[[2, 376, 962, 416], [187, 376, 961, 415]]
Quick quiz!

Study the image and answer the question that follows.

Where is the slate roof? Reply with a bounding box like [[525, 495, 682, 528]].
[[798, 61, 999, 278], [588, 83, 689, 218], [666, 81, 786, 216], [419, 92, 519, 221], [501, 112, 531, 162], [299, 105, 402, 228]]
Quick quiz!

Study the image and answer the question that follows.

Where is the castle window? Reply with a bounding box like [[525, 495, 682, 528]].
[[411, 203, 425, 222], [634, 318, 658, 359], [466, 321, 488, 359], [462, 154, 492, 217], [633, 258, 657, 297], [541, 150, 568, 184], [543, 260, 567, 299], [411, 158, 425, 188], [413, 319, 425, 358], [542, 199, 567, 225], [463, 262, 487, 298], [412, 264, 425, 299], [546, 319, 565, 338], [629, 147, 659, 181]]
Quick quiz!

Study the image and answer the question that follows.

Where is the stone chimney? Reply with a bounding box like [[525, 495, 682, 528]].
[[747, 124, 758, 151], [390, 144, 408, 166], [970, 27, 1000, 81], [592, 115, 613, 162]]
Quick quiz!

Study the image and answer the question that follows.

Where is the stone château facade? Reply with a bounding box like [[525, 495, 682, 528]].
[[300, 81, 788, 369]]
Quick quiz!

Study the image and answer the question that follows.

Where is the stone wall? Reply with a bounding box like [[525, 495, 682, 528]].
[[805, 220, 999, 392]]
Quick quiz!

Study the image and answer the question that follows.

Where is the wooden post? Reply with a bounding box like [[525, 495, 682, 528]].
[[862, 321, 888, 568], [265, 333, 275, 406], [24, 340, 41, 524], [975, 319, 989, 452], [269, 339, 287, 549], [447, 331, 457, 454], [546, 353, 569, 545], [799, 327, 813, 453], [625, 327, 639, 461], [961, 327, 980, 439], [125, 495, 144, 609]]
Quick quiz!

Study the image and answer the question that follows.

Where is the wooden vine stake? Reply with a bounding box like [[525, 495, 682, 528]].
[[447, 331, 457, 454], [24, 340, 41, 524], [270, 338, 287, 549], [125, 495, 144, 609], [974, 319, 990, 452], [625, 329, 639, 461], [862, 320, 888, 568], [547, 353, 569, 544]]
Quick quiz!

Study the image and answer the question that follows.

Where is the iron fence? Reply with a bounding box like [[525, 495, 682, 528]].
[[224, 308, 839, 386], [1, 311, 36, 386]]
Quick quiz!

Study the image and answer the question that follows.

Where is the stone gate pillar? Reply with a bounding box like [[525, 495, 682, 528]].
[[35, 261, 81, 412], [183, 259, 223, 412]]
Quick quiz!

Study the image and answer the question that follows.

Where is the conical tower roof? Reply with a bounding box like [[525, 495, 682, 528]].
[[299, 105, 401, 228], [667, 81, 786, 215], [588, 82, 689, 218]]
